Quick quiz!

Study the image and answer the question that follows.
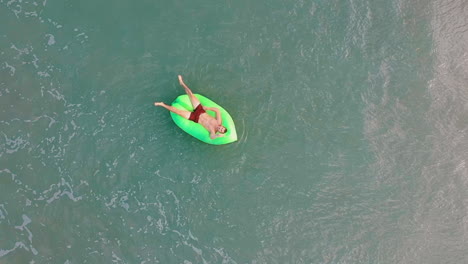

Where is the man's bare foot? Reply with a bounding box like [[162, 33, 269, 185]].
[[178, 75, 184, 86], [154, 102, 164, 107]]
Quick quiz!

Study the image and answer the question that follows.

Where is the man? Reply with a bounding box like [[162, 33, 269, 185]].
[[154, 75, 227, 139]]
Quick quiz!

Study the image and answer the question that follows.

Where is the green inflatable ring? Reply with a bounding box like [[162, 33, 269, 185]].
[[170, 94, 237, 145]]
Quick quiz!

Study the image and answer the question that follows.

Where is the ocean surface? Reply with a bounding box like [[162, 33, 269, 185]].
[[1, 0, 468, 263]]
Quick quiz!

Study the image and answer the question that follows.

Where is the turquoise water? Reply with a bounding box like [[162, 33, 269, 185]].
[[1, 0, 468, 263]]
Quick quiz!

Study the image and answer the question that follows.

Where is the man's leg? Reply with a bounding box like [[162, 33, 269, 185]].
[[154, 102, 191, 119], [178, 75, 201, 109]]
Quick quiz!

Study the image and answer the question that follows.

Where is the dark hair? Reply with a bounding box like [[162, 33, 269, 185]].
[[219, 126, 227, 134]]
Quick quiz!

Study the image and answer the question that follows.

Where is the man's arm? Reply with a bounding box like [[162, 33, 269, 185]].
[[210, 132, 225, 139], [204, 107, 222, 125]]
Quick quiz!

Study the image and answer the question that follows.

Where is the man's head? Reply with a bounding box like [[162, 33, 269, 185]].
[[217, 125, 227, 134]]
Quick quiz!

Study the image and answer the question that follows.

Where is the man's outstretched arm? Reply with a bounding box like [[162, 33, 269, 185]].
[[210, 131, 225, 139], [205, 107, 222, 125]]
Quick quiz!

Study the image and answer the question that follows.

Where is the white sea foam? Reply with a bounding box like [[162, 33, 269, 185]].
[[46, 34, 55, 46], [3, 62, 15, 76]]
